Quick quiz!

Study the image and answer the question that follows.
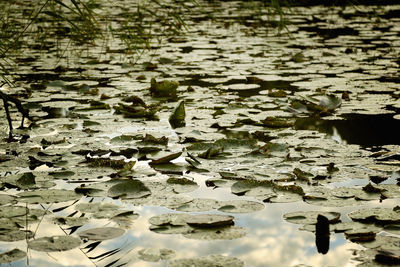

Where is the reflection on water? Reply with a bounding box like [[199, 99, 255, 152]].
[[3, 173, 398, 266], [295, 113, 400, 147]]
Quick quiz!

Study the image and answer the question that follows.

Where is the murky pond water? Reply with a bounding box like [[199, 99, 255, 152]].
[[1, 1, 400, 266]]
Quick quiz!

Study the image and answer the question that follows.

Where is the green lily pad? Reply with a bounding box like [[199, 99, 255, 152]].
[[0, 249, 26, 264], [183, 226, 246, 240], [175, 198, 220, 212], [169, 101, 185, 128], [150, 151, 182, 165], [0, 206, 27, 218], [218, 200, 265, 213], [348, 207, 400, 224], [138, 248, 176, 262], [75, 202, 136, 219], [0, 194, 15, 205], [150, 78, 179, 97], [0, 229, 34, 242], [284, 211, 341, 225], [167, 177, 199, 193], [28, 236, 81, 252], [17, 189, 80, 203], [185, 214, 234, 228], [78, 227, 125, 241], [52, 216, 89, 227], [108, 179, 151, 199], [169, 254, 244, 267]]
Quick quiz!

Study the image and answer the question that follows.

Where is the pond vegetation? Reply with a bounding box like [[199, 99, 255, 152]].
[[0, 0, 400, 266]]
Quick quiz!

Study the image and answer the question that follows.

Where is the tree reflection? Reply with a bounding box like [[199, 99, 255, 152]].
[[315, 214, 330, 254]]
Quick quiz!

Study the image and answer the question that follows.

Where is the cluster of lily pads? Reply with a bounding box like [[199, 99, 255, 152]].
[[1, 1, 400, 266]]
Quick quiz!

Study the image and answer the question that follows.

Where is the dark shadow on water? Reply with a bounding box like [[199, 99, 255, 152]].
[[295, 113, 400, 147]]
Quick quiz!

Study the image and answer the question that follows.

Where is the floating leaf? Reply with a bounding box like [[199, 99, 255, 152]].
[[150, 151, 182, 165], [348, 207, 400, 224], [284, 211, 341, 225], [169, 101, 185, 129], [184, 226, 246, 240], [28, 236, 81, 252], [0, 249, 26, 264], [167, 177, 199, 193], [150, 78, 179, 97], [218, 200, 265, 213], [169, 254, 244, 267], [108, 179, 151, 199], [17, 189, 79, 203], [0, 230, 34, 242], [78, 227, 125, 241], [138, 248, 176, 262], [52, 216, 89, 227]]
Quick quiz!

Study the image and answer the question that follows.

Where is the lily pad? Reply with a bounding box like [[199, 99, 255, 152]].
[[184, 226, 246, 240], [218, 200, 265, 213], [78, 227, 125, 241], [0, 249, 26, 264], [150, 151, 182, 165], [169, 101, 185, 128], [150, 78, 179, 97], [17, 189, 80, 203], [169, 254, 244, 267], [284, 211, 341, 225], [348, 207, 400, 224], [28, 236, 81, 252], [138, 248, 176, 262], [167, 177, 199, 193], [108, 179, 151, 199]]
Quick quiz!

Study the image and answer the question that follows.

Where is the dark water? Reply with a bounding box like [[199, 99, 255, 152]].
[[295, 113, 400, 147]]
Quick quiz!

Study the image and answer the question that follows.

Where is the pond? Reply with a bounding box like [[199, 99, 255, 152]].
[[0, 1, 400, 266]]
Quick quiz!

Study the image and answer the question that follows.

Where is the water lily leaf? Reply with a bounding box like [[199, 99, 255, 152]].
[[183, 226, 246, 240], [231, 180, 274, 196], [218, 200, 265, 213], [78, 227, 125, 241], [28, 236, 81, 252], [175, 198, 220, 212], [344, 228, 377, 242], [16, 172, 36, 187], [169, 254, 244, 267], [0, 206, 27, 217], [0, 230, 34, 242], [283, 211, 341, 225], [167, 177, 199, 193], [108, 179, 151, 199], [138, 248, 176, 262], [0, 194, 16, 205], [86, 157, 135, 170], [261, 116, 294, 128], [17, 189, 80, 203], [75, 202, 138, 220], [198, 146, 224, 159], [348, 207, 400, 224], [185, 214, 234, 228], [52, 216, 89, 227], [140, 134, 168, 146], [169, 101, 185, 128], [0, 249, 26, 264], [150, 78, 179, 97], [150, 151, 182, 165]]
